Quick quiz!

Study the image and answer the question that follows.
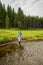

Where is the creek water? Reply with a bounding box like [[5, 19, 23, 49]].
[[0, 41, 43, 65]]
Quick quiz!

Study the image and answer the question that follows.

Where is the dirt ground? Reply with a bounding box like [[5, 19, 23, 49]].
[[0, 41, 43, 65]]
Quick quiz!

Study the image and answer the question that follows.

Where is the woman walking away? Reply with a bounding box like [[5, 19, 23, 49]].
[[18, 31, 22, 46]]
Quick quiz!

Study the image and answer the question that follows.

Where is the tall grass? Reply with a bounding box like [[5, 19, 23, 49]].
[[0, 29, 43, 42]]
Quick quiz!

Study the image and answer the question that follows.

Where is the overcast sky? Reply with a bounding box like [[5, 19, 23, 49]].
[[1, 0, 43, 17]]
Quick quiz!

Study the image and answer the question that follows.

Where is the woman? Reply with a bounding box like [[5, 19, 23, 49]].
[[18, 31, 22, 46]]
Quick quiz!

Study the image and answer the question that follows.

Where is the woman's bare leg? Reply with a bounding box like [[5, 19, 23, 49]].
[[19, 41, 21, 47]]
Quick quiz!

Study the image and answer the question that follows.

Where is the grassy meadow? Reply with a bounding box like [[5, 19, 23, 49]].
[[0, 28, 43, 58], [0, 28, 43, 42]]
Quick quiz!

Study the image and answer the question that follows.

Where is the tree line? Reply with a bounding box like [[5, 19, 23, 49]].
[[0, 2, 43, 29]]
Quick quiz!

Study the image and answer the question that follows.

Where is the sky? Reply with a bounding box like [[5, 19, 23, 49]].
[[0, 0, 43, 17]]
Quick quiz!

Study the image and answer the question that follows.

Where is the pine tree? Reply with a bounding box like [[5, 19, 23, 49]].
[[5, 15, 10, 28]]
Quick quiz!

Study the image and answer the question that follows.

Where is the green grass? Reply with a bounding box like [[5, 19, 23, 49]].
[[0, 28, 43, 42]]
